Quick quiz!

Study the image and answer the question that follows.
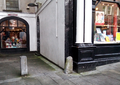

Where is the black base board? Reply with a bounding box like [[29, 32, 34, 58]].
[[95, 57, 120, 66], [95, 53, 120, 58], [73, 61, 97, 73], [0, 48, 28, 53], [73, 57, 120, 73]]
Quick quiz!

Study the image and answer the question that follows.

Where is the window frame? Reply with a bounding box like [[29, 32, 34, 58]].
[[4, 0, 20, 11]]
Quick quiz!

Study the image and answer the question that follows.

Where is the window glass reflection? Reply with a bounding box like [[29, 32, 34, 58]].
[[0, 20, 27, 48], [18, 21, 26, 27], [0, 20, 8, 26], [9, 19, 17, 27], [94, 2, 120, 44]]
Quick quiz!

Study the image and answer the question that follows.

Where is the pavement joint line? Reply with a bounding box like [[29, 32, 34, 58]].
[[0, 60, 18, 63], [78, 77, 93, 85], [61, 80, 76, 85], [0, 77, 21, 84], [35, 55, 63, 72], [0, 74, 46, 84], [27, 73, 60, 85], [80, 70, 100, 76], [47, 76, 60, 85], [100, 71, 120, 81], [26, 74, 45, 78], [79, 62, 120, 76], [56, 74, 77, 85], [44, 72, 77, 84], [67, 79, 77, 85], [109, 70, 120, 75]]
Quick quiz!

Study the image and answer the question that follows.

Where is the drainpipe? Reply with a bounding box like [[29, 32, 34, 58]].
[[56, 0, 58, 38]]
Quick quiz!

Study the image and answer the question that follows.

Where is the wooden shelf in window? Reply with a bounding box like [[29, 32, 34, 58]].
[[96, 25, 120, 27], [94, 41, 120, 44]]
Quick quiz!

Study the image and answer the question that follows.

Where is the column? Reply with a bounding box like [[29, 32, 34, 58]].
[[84, 0, 92, 43], [76, 0, 84, 43]]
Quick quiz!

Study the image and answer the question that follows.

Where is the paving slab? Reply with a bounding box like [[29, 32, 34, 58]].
[[0, 62, 20, 81], [59, 80, 75, 85], [22, 77, 42, 85], [45, 72, 76, 85], [69, 78, 92, 85], [80, 75, 107, 85], [43, 72, 65, 84], [101, 71, 120, 80], [35, 75, 58, 85], [0, 52, 120, 85], [91, 73, 120, 85], [0, 79, 25, 85]]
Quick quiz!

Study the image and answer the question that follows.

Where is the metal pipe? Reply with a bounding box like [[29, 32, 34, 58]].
[[56, 0, 58, 38]]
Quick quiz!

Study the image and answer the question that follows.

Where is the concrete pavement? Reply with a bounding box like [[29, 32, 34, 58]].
[[0, 52, 120, 85]]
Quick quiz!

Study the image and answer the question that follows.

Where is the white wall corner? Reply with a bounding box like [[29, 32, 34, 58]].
[[85, 0, 92, 43], [76, 0, 84, 43]]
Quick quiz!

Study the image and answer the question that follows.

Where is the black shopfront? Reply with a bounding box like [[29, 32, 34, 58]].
[[65, 0, 120, 72]]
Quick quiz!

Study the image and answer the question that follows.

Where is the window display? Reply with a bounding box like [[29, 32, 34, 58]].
[[94, 2, 120, 44], [0, 19, 26, 48]]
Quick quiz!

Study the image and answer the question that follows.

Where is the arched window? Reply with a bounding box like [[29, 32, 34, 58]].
[[0, 19, 27, 48]]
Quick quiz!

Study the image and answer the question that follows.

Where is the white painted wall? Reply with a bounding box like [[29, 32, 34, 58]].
[[76, 0, 84, 43], [84, 0, 92, 43], [37, 0, 65, 68], [76, 0, 92, 43], [0, 12, 37, 51]]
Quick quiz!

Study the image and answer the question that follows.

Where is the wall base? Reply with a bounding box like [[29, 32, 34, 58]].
[[72, 43, 120, 73], [73, 61, 97, 73], [73, 56, 120, 73]]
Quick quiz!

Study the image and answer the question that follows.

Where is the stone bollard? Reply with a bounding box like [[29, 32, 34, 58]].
[[20, 56, 28, 76], [64, 56, 73, 74]]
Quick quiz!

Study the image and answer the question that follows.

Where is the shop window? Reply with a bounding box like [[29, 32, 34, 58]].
[[94, 2, 120, 44], [9, 19, 17, 27], [0, 20, 8, 26], [0, 19, 26, 48], [18, 21, 26, 27], [6, 0, 19, 10]]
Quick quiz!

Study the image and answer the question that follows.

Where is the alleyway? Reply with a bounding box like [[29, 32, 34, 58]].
[[0, 52, 120, 85]]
